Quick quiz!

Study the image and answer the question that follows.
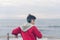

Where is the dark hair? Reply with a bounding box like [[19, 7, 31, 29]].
[[27, 14, 36, 23]]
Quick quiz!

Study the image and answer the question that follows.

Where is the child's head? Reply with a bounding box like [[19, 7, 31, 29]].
[[27, 14, 36, 24]]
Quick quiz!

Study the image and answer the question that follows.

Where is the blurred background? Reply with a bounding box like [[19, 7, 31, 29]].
[[0, 0, 60, 40]]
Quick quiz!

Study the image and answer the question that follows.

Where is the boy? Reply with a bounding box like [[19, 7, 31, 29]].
[[12, 14, 42, 40]]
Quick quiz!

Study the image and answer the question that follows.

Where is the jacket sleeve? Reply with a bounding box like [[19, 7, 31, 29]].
[[12, 27, 21, 36], [33, 26, 42, 38]]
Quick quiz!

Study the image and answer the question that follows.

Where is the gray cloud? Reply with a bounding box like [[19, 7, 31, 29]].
[[0, 0, 60, 19]]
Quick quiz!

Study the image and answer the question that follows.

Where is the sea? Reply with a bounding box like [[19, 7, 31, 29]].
[[0, 19, 60, 40]]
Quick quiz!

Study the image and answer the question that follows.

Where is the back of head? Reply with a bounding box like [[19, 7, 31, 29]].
[[27, 14, 36, 23]]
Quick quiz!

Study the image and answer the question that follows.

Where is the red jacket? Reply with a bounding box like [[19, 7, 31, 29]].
[[12, 24, 42, 40]]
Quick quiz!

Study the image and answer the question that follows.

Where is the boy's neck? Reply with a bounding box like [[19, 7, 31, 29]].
[[30, 23, 35, 25]]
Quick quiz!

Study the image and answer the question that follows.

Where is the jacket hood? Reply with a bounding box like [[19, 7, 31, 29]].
[[20, 23, 34, 31]]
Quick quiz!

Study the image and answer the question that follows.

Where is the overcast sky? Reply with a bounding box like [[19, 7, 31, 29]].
[[0, 0, 60, 19]]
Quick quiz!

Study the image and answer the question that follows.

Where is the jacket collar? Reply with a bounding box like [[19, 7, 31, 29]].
[[20, 23, 34, 31]]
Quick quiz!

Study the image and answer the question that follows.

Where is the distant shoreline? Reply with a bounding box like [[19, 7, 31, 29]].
[[0, 35, 60, 39]]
